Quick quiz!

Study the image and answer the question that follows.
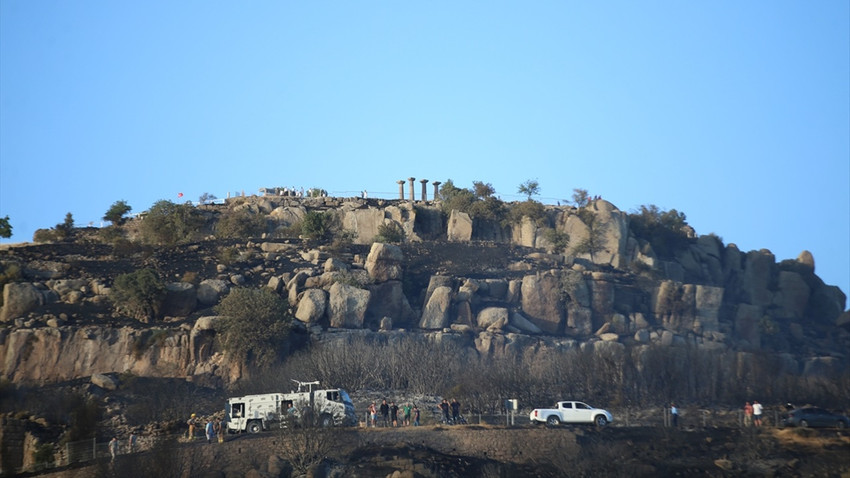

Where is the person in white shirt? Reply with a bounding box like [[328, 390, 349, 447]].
[[753, 401, 764, 427]]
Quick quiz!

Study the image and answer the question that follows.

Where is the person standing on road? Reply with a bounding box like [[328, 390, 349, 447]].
[[214, 418, 223, 443], [670, 403, 679, 427], [403, 403, 412, 427], [439, 399, 450, 424], [205, 419, 214, 444], [744, 402, 754, 427], [127, 432, 137, 453], [390, 402, 399, 427], [450, 398, 461, 423], [753, 401, 763, 427], [187, 413, 197, 440], [368, 402, 378, 428], [380, 399, 390, 427], [109, 437, 119, 461]]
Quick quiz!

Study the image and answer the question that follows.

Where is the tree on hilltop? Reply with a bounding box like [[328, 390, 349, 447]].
[[104, 200, 132, 225], [0, 216, 11, 238], [518, 179, 540, 200]]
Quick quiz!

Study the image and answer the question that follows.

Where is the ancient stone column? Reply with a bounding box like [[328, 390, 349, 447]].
[[408, 178, 416, 203], [420, 179, 429, 202], [397, 180, 406, 200], [432, 181, 441, 201]]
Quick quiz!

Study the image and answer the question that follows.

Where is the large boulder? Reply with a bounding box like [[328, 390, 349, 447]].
[[1, 283, 44, 322], [447, 210, 472, 242], [342, 207, 387, 244], [773, 271, 810, 319], [365, 243, 404, 282], [327, 283, 370, 328], [366, 281, 414, 326], [162, 282, 197, 317], [521, 272, 564, 335], [510, 311, 542, 334], [734, 304, 762, 348], [695, 285, 724, 333], [477, 307, 509, 331], [742, 249, 776, 307], [197, 279, 230, 306], [419, 286, 452, 329], [295, 289, 327, 324]]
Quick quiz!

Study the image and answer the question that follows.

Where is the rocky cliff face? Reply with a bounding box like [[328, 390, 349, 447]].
[[0, 195, 847, 385]]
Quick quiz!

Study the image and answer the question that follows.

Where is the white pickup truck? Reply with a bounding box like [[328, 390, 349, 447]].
[[529, 401, 613, 427]]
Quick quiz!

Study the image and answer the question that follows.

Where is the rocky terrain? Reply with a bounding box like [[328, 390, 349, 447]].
[[1, 193, 849, 475]]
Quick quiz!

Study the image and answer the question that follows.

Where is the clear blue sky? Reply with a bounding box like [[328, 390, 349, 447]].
[[1, 2, 848, 300]]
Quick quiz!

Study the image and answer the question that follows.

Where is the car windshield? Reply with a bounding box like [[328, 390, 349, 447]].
[[339, 390, 353, 407]]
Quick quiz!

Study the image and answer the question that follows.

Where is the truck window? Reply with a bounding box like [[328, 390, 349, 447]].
[[575, 403, 590, 410], [327, 391, 340, 401], [232, 403, 244, 418], [561, 402, 573, 409]]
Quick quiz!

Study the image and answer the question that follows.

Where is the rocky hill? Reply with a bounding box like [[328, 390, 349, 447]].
[[1, 195, 847, 385], [1, 193, 849, 473]]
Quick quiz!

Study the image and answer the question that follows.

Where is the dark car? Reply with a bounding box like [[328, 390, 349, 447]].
[[782, 407, 850, 428]]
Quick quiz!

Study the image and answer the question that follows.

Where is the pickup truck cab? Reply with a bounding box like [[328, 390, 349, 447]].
[[529, 401, 613, 427]]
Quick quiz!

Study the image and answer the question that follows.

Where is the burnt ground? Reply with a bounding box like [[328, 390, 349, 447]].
[[32, 425, 850, 478]]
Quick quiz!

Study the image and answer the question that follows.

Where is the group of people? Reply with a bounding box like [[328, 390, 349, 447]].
[[108, 432, 137, 461], [670, 400, 766, 428], [187, 413, 225, 443], [744, 401, 764, 427], [368, 399, 420, 427], [439, 398, 463, 424]]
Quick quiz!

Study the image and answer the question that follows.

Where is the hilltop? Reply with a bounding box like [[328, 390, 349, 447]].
[[1, 192, 848, 474]]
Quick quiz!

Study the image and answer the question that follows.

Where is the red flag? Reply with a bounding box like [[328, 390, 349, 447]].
[[178, 192, 184, 198]]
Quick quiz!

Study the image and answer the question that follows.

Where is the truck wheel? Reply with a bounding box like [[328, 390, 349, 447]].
[[247, 421, 262, 434], [546, 416, 560, 427], [320, 414, 334, 428], [594, 415, 608, 427]]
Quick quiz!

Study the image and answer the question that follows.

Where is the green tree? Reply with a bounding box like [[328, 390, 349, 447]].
[[572, 209, 608, 262], [571, 188, 590, 208], [517, 179, 540, 200], [199, 192, 217, 204], [438, 179, 476, 215], [374, 221, 406, 243], [0, 216, 11, 238], [216, 209, 267, 239], [103, 200, 132, 225], [110, 268, 166, 322], [139, 200, 204, 246], [628, 205, 691, 258], [542, 228, 570, 254], [300, 210, 332, 240], [472, 181, 495, 198], [215, 287, 292, 367]]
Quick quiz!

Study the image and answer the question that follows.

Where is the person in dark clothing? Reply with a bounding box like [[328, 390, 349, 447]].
[[450, 398, 461, 423], [390, 402, 399, 427], [439, 399, 450, 423], [380, 399, 390, 427]]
